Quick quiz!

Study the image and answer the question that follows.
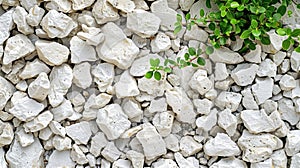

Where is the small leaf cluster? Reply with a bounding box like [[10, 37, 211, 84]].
[[175, 0, 300, 53], [145, 46, 214, 80]]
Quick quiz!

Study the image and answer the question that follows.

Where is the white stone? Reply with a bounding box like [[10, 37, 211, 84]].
[[179, 136, 202, 157], [0, 9, 14, 45], [127, 9, 160, 38], [19, 58, 50, 80], [96, 104, 131, 140], [238, 130, 283, 163], [23, 110, 53, 132], [241, 110, 281, 134], [92, 63, 114, 92], [262, 30, 287, 54], [215, 91, 242, 111], [0, 148, 7, 168], [193, 98, 213, 115], [174, 152, 197, 168], [126, 150, 144, 168], [149, 98, 167, 113], [278, 98, 300, 125], [231, 64, 259, 86], [196, 108, 217, 132], [6, 138, 44, 168], [28, 72, 50, 102], [151, 32, 171, 53], [101, 142, 121, 162], [138, 77, 166, 97], [52, 135, 72, 151], [92, 0, 119, 24], [36, 40, 69, 66], [49, 121, 66, 137], [112, 159, 132, 168], [290, 153, 300, 168], [48, 64, 73, 107], [90, 132, 108, 157], [209, 47, 244, 64], [26, 5, 45, 27], [184, 25, 208, 42], [0, 76, 15, 110], [45, 0, 72, 13], [66, 121, 92, 145], [279, 74, 296, 91], [97, 22, 139, 69], [72, 62, 92, 89], [46, 150, 75, 168], [257, 59, 277, 78], [136, 123, 167, 160], [39, 128, 53, 141], [270, 149, 287, 168], [13, 6, 33, 35], [9, 92, 44, 122], [165, 87, 196, 123], [71, 0, 95, 10], [150, 0, 177, 30], [271, 51, 286, 66], [0, 120, 14, 147], [84, 93, 112, 109], [252, 77, 274, 105], [243, 45, 261, 63], [214, 63, 228, 81], [164, 134, 179, 152], [211, 158, 247, 168], [70, 36, 97, 64], [77, 24, 104, 46], [122, 98, 143, 121], [3, 34, 35, 65], [15, 130, 34, 147], [51, 99, 74, 122], [71, 144, 88, 164], [152, 159, 179, 168], [189, 69, 212, 95], [218, 108, 237, 136], [108, 0, 135, 13], [153, 111, 174, 137], [115, 70, 140, 98], [241, 88, 259, 110], [41, 10, 77, 38], [285, 130, 300, 156], [291, 51, 300, 71]]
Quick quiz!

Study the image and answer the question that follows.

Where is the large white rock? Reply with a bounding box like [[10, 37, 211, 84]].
[[19, 58, 50, 80], [70, 36, 97, 64], [285, 130, 300, 156], [28, 72, 50, 102], [108, 0, 135, 13], [71, 0, 95, 10], [92, 63, 115, 92], [6, 138, 44, 168], [45, 0, 72, 13], [291, 51, 300, 71], [204, 133, 240, 157], [23, 111, 53, 132], [153, 111, 174, 137], [90, 132, 108, 157], [179, 136, 202, 157], [36, 40, 69, 66], [262, 30, 287, 54], [0, 148, 7, 168], [241, 88, 259, 110], [66, 121, 92, 145], [96, 22, 139, 69], [72, 62, 92, 89], [238, 130, 283, 163], [150, 0, 177, 30], [115, 70, 140, 98], [77, 24, 104, 46], [184, 25, 208, 42], [26, 5, 45, 27], [101, 142, 121, 162], [218, 108, 237, 136], [50, 99, 74, 122], [291, 153, 300, 168], [96, 104, 131, 140], [243, 45, 261, 63], [215, 91, 242, 111], [48, 64, 73, 107], [231, 63, 259, 86], [9, 92, 44, 122], [174, 152, 198, 168], [92, 0, 119, 24], [196, 108, 217, 131], [165, 87, 196, 123], [0, 9, 14, 45], [214, 62, 228, 81], [40, 9, 77, 38], [0, 120, 14, 147], [52, 135, 72, 151], [151, 32, 171, 53], [211, 158, 247, 168], [257, 59, 277, 77], [3, 34, 35, 65], [270, 149, 287, 168], [278, 98, 300, 125], [252, 77, 274, 105], [209, 47, 244, 64], [15, 128, 34, 147], [122, 98, 143, 122], [241, 110, 282, 134], [127, 9, 161, 38], [0, 76, 15, 110], [46, 150, 75, 168], [189, 69, 212, 95], [279, 74, 296, 91], [13, 6, 33, 35], [126, 150, 144, 168], [138, 77, 166, 97], [71, 144, 88, 164], [136, 123, 167, 160]]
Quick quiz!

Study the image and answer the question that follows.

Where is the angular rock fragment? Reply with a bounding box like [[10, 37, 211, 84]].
[[218, 108, 237, 136], [92, 63, 114, 92], [0, 76, 15, 110], [291, 51, 300, 71], [174, 152, 198, 168], [71, 0, 95, 10], [19, 58, 50, 80], [28, 72, 50, 102], [71, 144, 88, 164], [179, 136, 202, 157], [0, 120, 14, 147], [209, 47, 244, 64], [23, 111, 53, 132], [189, 69, 212, 95], [46, 150, 75, 168], [26, 5, 45, 27], [279, 74, 296, 91], [196, 108, 217, 131], [115, 70, 140, 98], [257, 59, 277, 77], [70, 36, 97, 64], [215, 91, 242, 111], [13, 6, 34, 35], [126, 150, 144, 168], [101, 142, 121, 162], [50, 99, 74, 122], [15, 128, 34, 147], [251, 77, 274, 105], [150, 0, 177, 30], [285, 130, 300, 156], [153, 111, 174, 137], [0, 9, 14, 45], [211, 158, 247, 168], [72, 62, 92, 89], [90, 132, 108, 157], [45, 0, 72, 13], [152, 159, 178, 168], [214, 62, 228, 81], [52, 135, 72, 151], [278, 98, 300, 125], [231, 63, 259, 86], [108, 0, 135, 13], [65, 121, 92, 145], [92, 0, 120, 24], [151, 32, 171, 53], [291, 153, 300, 168]]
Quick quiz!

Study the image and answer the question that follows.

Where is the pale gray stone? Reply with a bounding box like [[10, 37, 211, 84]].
[[0, 76, 15, 110], [257, 59, 277, 78], [209, 47, 244, 64], [92, 0, 119, 24], [46, 150, 75, 168], [231, 63, 259, 86], [70, 36, 97, 64], [211, 158, 247, 168], [285, 130, 300, 156], [196, 108, 217, 131], [115, 70, 140, 98], [66, 121, 92, 145], [215, 91, 242, 111], [218, 108, 237, 136], [0, 120, 14, 147], [252, 77, 274, 105], [23, 110, 53, 132], [0, 9, 14, 45]]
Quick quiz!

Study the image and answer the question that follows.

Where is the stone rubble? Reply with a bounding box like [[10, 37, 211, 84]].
[[0, 0, 299, 167]]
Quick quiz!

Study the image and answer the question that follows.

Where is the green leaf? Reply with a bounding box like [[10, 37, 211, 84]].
[[277, 5, 287, 16], [220, 37, 227, 45], [145, 71, 153, 79], [185, 13, 191, 20], [191, 63, 199, 67], [273, 13, 282, 21], [184, 53, 190, 60], [164, 67, 172, 73], [168, 60, 176, 65], [197, 48, 202, 56], [164, 59, 168, 66], [251, 20, 258, 28], [295, 46, 300, 53], [150, 58, 160, 67], [208, 22, 216, 30], [297, 4, 300, 9], [187, 23, 192, 31], [154, 71, 161, 80], [197, 57, 206, 66], [176, 14, 182, 22], [291, 29, 300, 37], [252, 29, 261, 37], [276, 28, 286, 36], [188, 47, 196, 56], [240, 29, 252, 39], [221, 10, 227, 17], [282, 39, 291, 50], [288, 10, 293, 17], [237, 5, 245, 11], [206, 0, 211, 8], [258, 7, 266, 13], [230, 19, 238, 25], [174, 25, 182, 35], [261, 36, 271, 45], [200, 9, 205, 17], [230, 1, 239, 8], [205, 46, 214, 55]]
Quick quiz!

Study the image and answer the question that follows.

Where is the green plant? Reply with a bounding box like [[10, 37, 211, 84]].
[[145, 0, 300, 80]]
